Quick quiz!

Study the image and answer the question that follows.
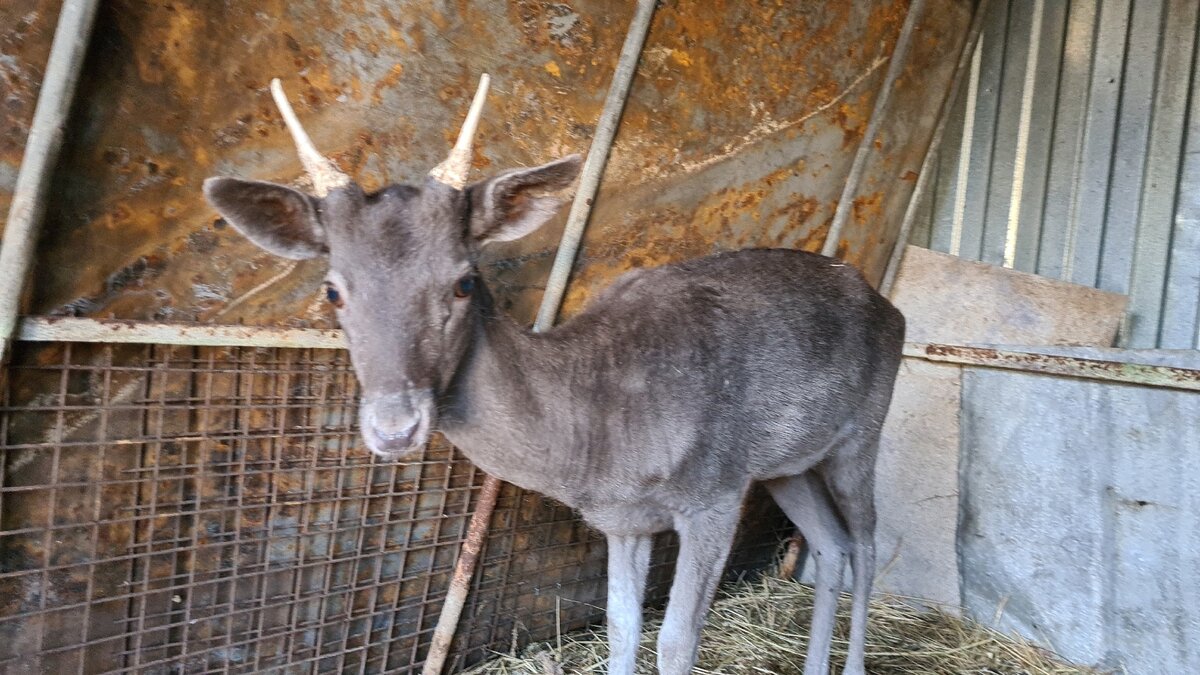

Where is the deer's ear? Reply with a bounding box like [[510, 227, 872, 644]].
[[466, 155, 581, 246], [203, 177, 327, 259]]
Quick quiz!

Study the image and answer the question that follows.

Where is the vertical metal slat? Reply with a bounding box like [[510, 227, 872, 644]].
[[1160, 7, 1200, 350], [1097, 0, 1168, 308], [1128, 0, 1200, 347], [1064, 0, 1132, 289], [1038, 0, 1102, 281], [959, 0, 1012, 261], [982, 0, 1028, 267], [1007, 0, 1068, 273]]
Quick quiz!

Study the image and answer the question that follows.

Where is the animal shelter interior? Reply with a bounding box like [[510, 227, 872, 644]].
[[1, 1, 1198, 674]]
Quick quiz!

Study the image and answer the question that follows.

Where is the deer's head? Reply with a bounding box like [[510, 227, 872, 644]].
[[204, 76, 580, 459]]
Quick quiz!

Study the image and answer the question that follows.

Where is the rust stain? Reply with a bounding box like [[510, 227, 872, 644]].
[[835, 101, 867, 148], [370, 63, 405, 104], [1, 0, 968, 327], [919, 343, 1200, 392], [851, 191, 885, 224], [0, 0, 62, 222]]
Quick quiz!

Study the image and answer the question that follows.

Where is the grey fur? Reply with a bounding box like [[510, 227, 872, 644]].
[[204, 156, 905, 675]]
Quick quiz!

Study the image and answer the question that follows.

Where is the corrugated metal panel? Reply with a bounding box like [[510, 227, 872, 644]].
[[1162, 26, 1200, 349], [913, 0, 1200, 349]]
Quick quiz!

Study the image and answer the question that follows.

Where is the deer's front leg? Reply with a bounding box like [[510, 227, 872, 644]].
[[606, 533, 652, 675], [656, 506, 741, 675]]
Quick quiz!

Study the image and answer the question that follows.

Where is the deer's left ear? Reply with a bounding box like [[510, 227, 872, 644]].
[[466, 154, 581, 246]]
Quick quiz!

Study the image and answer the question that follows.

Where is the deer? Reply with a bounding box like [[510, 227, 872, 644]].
[[203, 75, 905, 675]]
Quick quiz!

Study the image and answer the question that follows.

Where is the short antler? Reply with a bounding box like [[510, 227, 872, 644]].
[[428, 73, 490, 190], [270, 78, 351, 197]]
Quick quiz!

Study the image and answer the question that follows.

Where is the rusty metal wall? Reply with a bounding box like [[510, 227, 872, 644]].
[[909, 0, 1200, 349], [1, 0, 971, 326]]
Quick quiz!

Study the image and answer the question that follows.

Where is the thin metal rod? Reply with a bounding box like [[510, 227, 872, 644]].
[[533, 0, 657, 330], [17, 316, 347, 349], [424, 3, 657, 672], [881, 0, 991, 295], [21, 318, 1191, 392], [821, 0, 927, 258], [904, 343, 1200, 392], [0, 0, 101, 366]]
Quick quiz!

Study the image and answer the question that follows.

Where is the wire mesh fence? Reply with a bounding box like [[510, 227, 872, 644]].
[[0, 340, 786, 674]]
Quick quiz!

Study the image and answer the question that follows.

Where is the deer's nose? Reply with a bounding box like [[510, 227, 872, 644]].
[[361, 392, 428, 457], [367, 408, 418, 445]]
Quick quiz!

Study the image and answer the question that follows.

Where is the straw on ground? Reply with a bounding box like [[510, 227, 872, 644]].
[[464, 576, 1099, 674]]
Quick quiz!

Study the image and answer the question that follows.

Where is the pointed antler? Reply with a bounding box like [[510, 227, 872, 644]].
[[428, 73, 490, 190], [269, 78, 351, 197]]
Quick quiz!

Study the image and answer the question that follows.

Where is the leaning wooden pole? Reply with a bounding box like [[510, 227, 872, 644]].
[[0, 0, 100, 367], [419, 1, 658, 672]]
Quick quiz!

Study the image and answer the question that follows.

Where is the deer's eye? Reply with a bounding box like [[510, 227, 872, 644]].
[[325, 283, 345, 309], [453, 276, 475, 299]]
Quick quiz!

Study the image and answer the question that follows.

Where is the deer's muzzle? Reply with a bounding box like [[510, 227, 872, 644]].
[[360, 390, 433, 459]]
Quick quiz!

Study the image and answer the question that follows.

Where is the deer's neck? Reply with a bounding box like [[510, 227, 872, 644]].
[[437, 299, 580, 501]]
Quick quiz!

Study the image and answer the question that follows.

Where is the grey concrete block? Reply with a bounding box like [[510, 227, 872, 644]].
[[960, 368, 1200, 674], [873, 359, 961, 606]]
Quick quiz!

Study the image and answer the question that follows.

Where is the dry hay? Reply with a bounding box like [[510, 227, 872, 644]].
[[464, 576, 1098, 674]]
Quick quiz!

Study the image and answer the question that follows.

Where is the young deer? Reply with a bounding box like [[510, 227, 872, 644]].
[[204, 77, 904, 675]]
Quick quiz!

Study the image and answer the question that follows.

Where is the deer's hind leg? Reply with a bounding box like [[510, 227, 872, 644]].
[[821, 433, 880, 675], [765, 473, 850, 675]]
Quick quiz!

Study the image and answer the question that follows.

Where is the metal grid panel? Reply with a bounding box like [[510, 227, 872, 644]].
[[910, 0, 1200, 349], [0, 341, 786, 673], [0, 341, 483, 673]]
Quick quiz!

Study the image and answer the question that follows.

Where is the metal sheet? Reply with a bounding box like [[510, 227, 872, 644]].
[[978, 0, 1025, 267], [1036, 0, 1100, 281], [1160, 7, 1200, 350], [1065, 0, 1129, 290], [1006, 0, 1064, 272], [829, 1, 973, 283], [959, 366, 1200, 674], [1126, 0, 1197, 347], [915, 0, 1200, 348], [0, 0, 972, 327], [0, 0, 62, 222]]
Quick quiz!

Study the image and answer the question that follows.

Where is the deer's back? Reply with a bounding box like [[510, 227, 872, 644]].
[[537, 248, 904, 512]]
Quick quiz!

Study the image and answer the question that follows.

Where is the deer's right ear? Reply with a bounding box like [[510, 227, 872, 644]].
[[203, 177, 327, 259], [465, 155, 582, 246]]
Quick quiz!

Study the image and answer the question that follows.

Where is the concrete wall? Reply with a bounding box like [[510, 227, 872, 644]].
[[959, 350, 1200, 674]]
